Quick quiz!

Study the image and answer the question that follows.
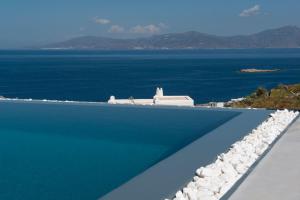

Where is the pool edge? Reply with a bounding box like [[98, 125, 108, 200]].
[[99, 108, 273, 200]]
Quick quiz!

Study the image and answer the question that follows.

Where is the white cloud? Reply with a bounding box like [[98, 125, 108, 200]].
[[94, 17, 111, 25], [130, 24, 162, 34], [108, 25, 125, 33], [158, 22, 168, 29], [240, 5, 261, 17]]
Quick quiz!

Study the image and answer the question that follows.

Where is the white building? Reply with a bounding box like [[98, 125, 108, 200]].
[[208, 102, 225, 108], [108, 88, 194, 107]]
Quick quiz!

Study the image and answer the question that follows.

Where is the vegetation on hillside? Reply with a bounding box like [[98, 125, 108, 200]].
[[229, 83, 300, 110]]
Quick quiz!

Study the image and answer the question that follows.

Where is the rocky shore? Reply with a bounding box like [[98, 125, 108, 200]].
[[229, 83, 300, 110], [239, 68, 280, 73]]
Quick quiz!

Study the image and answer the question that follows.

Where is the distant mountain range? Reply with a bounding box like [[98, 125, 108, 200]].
[[40, 26, 300, 50]]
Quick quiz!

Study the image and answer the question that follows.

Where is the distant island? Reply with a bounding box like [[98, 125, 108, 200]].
[[38, 25, 300, 50], [240, 68, 280, 73], [229, 83, 300, 110]]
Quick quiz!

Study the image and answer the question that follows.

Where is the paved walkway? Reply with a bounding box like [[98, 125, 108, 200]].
[[229, 117, 300, 200]]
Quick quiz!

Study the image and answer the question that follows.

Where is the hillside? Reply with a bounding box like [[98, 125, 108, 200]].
[[229, 83, 300, 110], [40, 26, 300, 50]]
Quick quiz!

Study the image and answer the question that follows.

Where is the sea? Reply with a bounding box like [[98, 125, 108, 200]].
[[0, 49, 300, 103]]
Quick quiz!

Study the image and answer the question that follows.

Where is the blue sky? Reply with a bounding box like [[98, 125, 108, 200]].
[[0, 0, 299, 48]]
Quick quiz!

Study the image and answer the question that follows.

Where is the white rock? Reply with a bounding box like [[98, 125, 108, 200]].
[[171, 110, 298, 200], [235, 163, 248, 174], [197, 167, 217, 178]]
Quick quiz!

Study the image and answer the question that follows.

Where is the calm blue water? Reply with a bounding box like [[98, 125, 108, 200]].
[[0, 101, 239, 199], [0, 49, 295, 199], [0, 49, 300, 103]]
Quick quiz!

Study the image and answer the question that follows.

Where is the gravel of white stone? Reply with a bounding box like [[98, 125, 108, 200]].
[[168, 109, 299, 200]]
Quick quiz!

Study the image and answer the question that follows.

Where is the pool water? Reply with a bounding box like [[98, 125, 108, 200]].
[[0, 101, 240, 200]]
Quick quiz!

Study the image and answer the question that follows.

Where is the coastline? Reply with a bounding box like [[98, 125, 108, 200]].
[[0, 97, 102, 105]]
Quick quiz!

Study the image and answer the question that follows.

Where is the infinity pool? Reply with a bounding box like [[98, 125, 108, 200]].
[[0, 101, 240, 200]]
